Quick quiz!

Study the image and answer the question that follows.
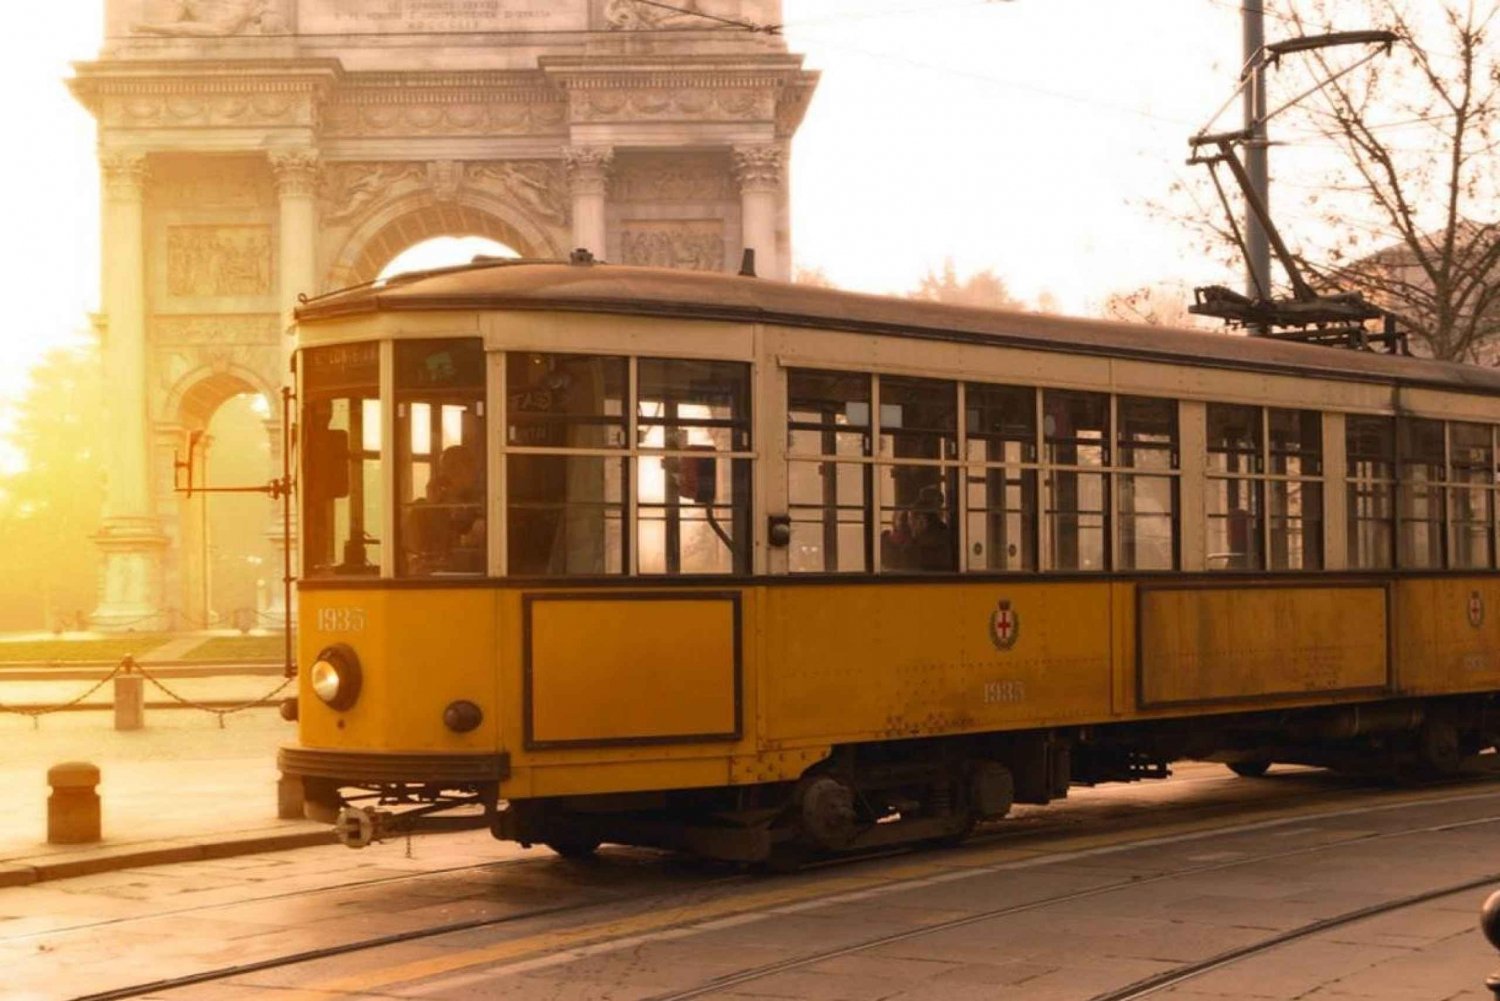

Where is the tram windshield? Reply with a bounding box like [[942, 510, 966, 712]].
[[303, 343, 382, 577], [396, 339, 487, 576]]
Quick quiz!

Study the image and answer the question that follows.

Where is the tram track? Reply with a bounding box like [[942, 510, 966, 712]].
[[632, 808, 1500, 1001], [1089, 872, 1500, 1001], [42, 772, 1500, 1000]]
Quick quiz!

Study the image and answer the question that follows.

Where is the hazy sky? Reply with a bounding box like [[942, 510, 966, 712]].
[[0, 0, 1292, 468]]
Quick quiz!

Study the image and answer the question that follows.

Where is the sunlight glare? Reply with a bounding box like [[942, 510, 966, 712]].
[[377, 236, 520, 282]]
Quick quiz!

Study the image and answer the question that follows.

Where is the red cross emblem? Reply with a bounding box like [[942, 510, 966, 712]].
[[1469, 590, 1484, 629], [990, 599, 1020, 651]]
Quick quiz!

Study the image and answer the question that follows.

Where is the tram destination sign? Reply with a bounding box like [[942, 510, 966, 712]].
[[299, 0, 587, 34]]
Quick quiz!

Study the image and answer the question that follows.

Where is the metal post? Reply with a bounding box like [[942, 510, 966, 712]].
[[1243, 0, 1272, 305], [1481, 890, 1500, 999]]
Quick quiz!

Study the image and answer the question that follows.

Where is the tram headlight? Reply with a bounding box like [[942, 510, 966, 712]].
[[310, 643, 362, 711]]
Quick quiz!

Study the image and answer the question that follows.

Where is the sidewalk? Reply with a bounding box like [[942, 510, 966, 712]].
[[0, 670, 330, 888]]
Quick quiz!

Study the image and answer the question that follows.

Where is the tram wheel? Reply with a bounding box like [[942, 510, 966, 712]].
[[546, 836, 602, 859], [1227, 759, 1272, 778]]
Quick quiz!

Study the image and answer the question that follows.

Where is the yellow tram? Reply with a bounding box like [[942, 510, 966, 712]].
[[279, 258, 1500, 862]]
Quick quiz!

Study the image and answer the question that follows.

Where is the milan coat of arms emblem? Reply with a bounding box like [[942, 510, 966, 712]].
[[990, 599, 1019, 651]]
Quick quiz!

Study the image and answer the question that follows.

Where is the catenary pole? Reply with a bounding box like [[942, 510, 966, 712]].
[[1244, 0, 1272, 309]]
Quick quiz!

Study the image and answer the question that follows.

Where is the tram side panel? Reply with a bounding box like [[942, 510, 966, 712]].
[[1392, 577, 1500, 696], [497, 587, 781, 800], [760, 581, 1115, 746], [1131, 583, 1391, 712]]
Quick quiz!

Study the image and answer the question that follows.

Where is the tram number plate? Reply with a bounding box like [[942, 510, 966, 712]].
[[983, 680, 1026, 704], [317, 607, 367, 633]]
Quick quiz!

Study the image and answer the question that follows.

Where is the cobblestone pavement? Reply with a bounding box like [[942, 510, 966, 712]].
[[2, 761, 1498, 1000], [0, 677, 314, 878]]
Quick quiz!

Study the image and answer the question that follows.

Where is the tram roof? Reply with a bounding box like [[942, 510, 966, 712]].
[[296, 259, 1500, 396]]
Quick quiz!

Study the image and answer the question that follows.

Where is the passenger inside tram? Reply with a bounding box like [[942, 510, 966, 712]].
[[405, 443, 485, 575]]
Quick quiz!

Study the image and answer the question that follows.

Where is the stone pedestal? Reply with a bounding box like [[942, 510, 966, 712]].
[[113, 672, 144, 731], [48, 762, 102, 845]]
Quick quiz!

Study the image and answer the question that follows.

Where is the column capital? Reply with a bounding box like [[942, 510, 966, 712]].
[[563, 145, 614, 196], [732, 144, 784, 194], [99, 151, 149, 200], [269, 148, 321, 197]]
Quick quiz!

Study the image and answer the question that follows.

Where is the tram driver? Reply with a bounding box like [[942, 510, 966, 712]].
[[405, 444, 485, 575]]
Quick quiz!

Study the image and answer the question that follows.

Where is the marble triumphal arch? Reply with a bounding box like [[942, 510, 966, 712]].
[[70, 0, 817, 630]]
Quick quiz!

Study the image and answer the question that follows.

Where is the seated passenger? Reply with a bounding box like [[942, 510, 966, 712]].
[[406, 444, 485, 574], [880, 509, 916, 571], [911, 485, 954, 572]]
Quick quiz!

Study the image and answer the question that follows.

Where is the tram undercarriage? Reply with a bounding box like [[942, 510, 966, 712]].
[[306, 693, 1500, 864]]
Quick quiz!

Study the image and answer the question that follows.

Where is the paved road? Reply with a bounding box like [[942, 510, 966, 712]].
[[6, 763, 1500, 1000]]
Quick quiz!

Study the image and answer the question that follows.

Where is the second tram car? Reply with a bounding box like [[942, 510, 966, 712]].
[[279, 258, 1500, 863]]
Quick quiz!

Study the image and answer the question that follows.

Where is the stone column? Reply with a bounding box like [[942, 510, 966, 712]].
[[270, 148, 319, 360], [266, 149, 318, 630], [564, 146, 613, 259], [733, 144, 785, 280], [92, 151, 167, 632]]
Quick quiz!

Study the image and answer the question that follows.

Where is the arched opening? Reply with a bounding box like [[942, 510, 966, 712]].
[[169, 371, 278, 631], [378, 235, 520, 282], [327, 196, 559, 290]]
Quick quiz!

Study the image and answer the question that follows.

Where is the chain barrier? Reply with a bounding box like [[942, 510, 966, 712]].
[[0, 655, 295, 729], [0, 661, 127, 729], [132, 660, 294, 729]]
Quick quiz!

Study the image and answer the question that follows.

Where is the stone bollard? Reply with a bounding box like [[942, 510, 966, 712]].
[[114, 657, 144, 731], [48, 762, 101, 844], [277, 773, 304, 820], [1481, 889, 1500, 999]]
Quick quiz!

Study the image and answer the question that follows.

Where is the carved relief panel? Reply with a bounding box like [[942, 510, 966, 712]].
[[610, 150, 735, 273], [618, 220, 725, 272], [165, 226, 273, 297]]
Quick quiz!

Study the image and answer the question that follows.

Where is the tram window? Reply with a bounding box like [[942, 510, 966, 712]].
[[1346, 415, 1396, 569], [787, 370, 872, 572], [1267, 408, 1322, 570], [1269, 409, 1322, 476], [507, 353, 626, 449], [637, 359, 751, 575], [965, 383, 1035, 463], [788, 369, 870, 457], [638, 458, 750, 574], [1206, 404, 1263, 570], [1269, 480, 1323, 570], [879, 377, 957, 461], [1044, 390, 1109, 571], [1044, 390, 1108, 467], [1206, 404, 1262, 474], [1046, 471, 1108, 571], [1449, 422, 1494, 569], [964, 383, 1037, 572], [967, 468, 1036, 571], [1207, 476, 1263, 570], [638, 358, 750, 452], [507, 455, 625, 575], [303, 343, 382, 577], [879, 467, 957, 572], [1398, 418, 1445, 569], [395, 339, 486, 577], [1117, 396, 1178, 571], [788, 461, 871, 573]]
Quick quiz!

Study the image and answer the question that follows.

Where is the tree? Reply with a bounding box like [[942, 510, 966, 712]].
[[0, 341, 105, 631], [1175, 1, 1499, 360], [1287, 0, 1500, 360], [908, 259, 1025, 310], [1101, 283, 1207, 328], [792, 265, 838, 288]]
